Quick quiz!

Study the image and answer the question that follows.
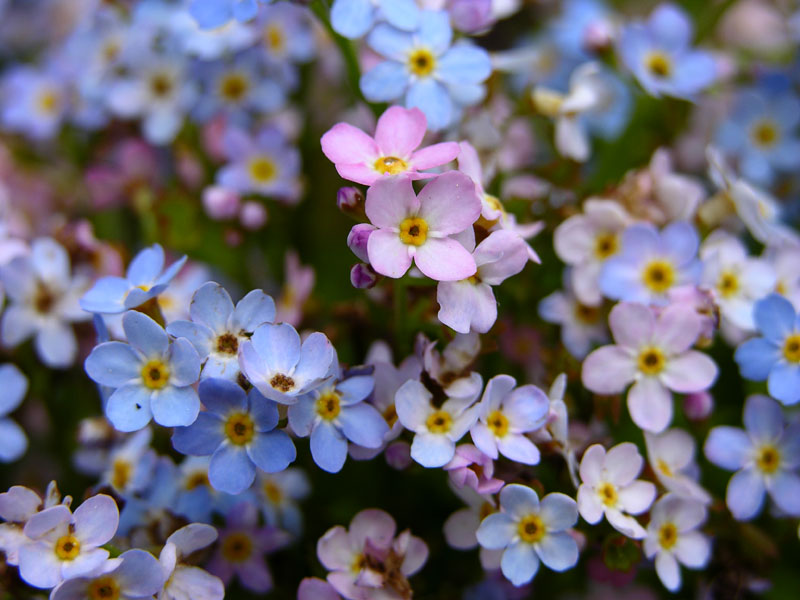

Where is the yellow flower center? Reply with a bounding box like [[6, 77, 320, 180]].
[[756, 445, 781, 474], [658, 522, 678, 550], [55, 535, 81, 560], [270, 373, 295, 393], [594, 232, 619, 260], [656, 458, 673, 478], [88, 577, 120, 600], [408, 48, 436, 77], [383, 404, 398, 427], [426, 410, 453, 434], [248, 156, 277, 184], [645, 51, 672, 78], [717, 270, 740, 299], [141, 359, 170, 390], [486, 410, 510, 438], [574, 303, 601, 324], [775, 280, 787, 296], [373, 155, 409, 175], [111, 459, 133, 490], [264, 481, 283, 504], [638, 346, 666, 376], [219, 72, 250, 102], [641, 259, 676, 293], [517, 514, 546, 544], [782, 334, 800, 363], [33, 282, 56, 314], [399, 217, 428, 246], [224, 412, 256, 445], [750, 119, 779, 148], [215, 333, 239, 355], [149, 72, 173, 98], [185, 471, 210, 490], [316, 391, 342, 421], [479, 501, 495, 521], [597, 482, 618, 507], [38, 89, 60, 114], [221, 532, 253, 563], [264, 24, 285, 52]]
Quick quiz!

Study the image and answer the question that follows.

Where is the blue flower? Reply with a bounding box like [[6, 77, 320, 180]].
[[0, 364, 28, 463], [172, 378, 296, 494], [476, 484, 579, 586], [551, 0, 611, 60], [256, 468, 310, 536], [618, 3, 716, 99], [331, 0, 420, 39], [734, 294, 800, 405], [288, 373, 388, 473], [715, 87, 800, 186], [85, 311, 201, 432], [80, 244, 187, 314], [167, 282, 275, 381], [600, 222, 701, 305], [1, 66, 67, 140], [189, 0, 272, 30], [361, 10, 492, 130], [704, 395, 800, 520]]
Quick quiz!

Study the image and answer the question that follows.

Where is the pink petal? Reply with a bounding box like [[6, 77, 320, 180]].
[[581, 346, 637, 394], [456, 141, 483, 185], [653, 303, 701, 354], [475, 231, 528, 285], [374, 106, 426, 157], [414, 238, 476, 281], [579, 444, 606, 486], [365, 176, 418, 228], [349, 509, 396, 550], [609, 302, 655, 348], [367, 230, 413, 279], [336, 163, 380, 186], [627, 377, 672, 433], [437, 281, 477, 334], [417, 172, 481, 234], [317, 526, 354, 571], [661, 351, 718, 393], [320, 123, 378, 165], [411, 142, 460, 170]]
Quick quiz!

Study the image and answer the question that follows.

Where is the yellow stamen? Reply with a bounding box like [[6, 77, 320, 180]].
[[658, 522, 678, 550], [270, 373, 295, 392], [756, 445, 781, 474], [426, 410, 452, 434], [55, 535, 81, 560], [407, 48, 436, 77], [645, 52, 672, 78], [782, 334, 800, 363], [593, 232, 619, 259], [597, 482, 618, 507], [398, 217, 428, 246], [517, 514, 546, 544], [141, 359, 170, 390], [641, 259, 676, 293], [373, 155, 409, 175], [219, 72, 250, 102], [221, 532, 253, 563], [264, 481, 283, 504], [316, 391, 342, 421], [717, 271, 740, 298], [486, 410, 509, 438], [750, 119, 779, 148], [88, 576, 120, 600], [248, 156, 277, 184], [638, 346, 666, 376], [225, 412, 256, 445], [111, 459, 132, 490]]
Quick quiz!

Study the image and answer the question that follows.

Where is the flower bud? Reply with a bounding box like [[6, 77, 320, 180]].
[[240, 201, 268, 230], [350, 263, 379, 289], [337, 186, 365, 220], [202, 186, 240, 220], [347, 223, 375, 262], [684, 391, 714, 421]]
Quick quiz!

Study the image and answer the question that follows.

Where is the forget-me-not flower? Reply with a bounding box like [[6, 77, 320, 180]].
[[476, 484, 579, 586], [734, 293, 800, 405], [172, 378, 296, 494], [189, 0, 272, 29], [85, 311, 201, 432], [361, 10, 492, 130], [0, 364, 28, 463], [331, 0, 420, 39]]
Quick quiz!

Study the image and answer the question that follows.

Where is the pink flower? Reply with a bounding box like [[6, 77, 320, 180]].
[[581, 302, 718, 433], [365, 173, 481, 281], [443, 444, 504, 494], [321, 106, 460, 186]]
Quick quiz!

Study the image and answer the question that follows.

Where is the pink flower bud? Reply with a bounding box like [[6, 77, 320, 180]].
[[337, 186, 365, 219], [202, 186, 240, 220], [350, 263, 379, 289], [240, 201, 268, 230], [684, 391, 713, 421]]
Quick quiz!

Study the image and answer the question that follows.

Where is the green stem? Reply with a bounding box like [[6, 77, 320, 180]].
[[393, 278, 409, 357]]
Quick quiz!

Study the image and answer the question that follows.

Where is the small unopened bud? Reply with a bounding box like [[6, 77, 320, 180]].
[[450, 0, 492, 33], [203, 186, 240, 220], [583, 21, 614, 54], [337, 186, 366, 219], [684, 391, 714, 421], [347, 223, 374, 262], [385, 441, 412, 470], [240, 201, 268, 230], [350, 263, 379, 289]]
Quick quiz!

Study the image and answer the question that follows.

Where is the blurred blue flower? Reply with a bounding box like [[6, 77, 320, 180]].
[[361, 10, 492, 130], [85, 311, 201, 431], [331, 0, 420, 39], [81, 244, 187, 315], [704, 395, 800, 520], [618, 3, 716, 99], [173, 378, 296, 494], [1, 66, 67, 140], [189, 0, 272, 29], [551, 0, 611, 60], [735, 294, 800, 405], [715, 88, 800, 186], [0, 364, 28, 463]]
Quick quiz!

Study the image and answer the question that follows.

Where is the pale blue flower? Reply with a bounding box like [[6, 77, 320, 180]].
[[361, 10, 492, 130], [172, 378, 296, 494], [476, 484, 579, 586], [167, 282, 276, 381], [704, 395, 800, 520], [189, 0, 272, 29], [85, 311, 202, 432], [288, 373, 387, 473], [1, 66, 67, 140], [0, 364, 28, 463], [331, 0, 420, 39], [50, 549, 164, 600], [80, 244, 187, 315], [618, 3, 716, 99], [735, 294, 800, 405], [256, 468, 310, 536]]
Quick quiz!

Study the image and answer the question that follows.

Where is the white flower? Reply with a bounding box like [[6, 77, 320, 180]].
[[644, 429, 711, 504]]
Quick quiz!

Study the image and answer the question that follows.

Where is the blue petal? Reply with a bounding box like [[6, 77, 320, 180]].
[[249, 388, 279, 431], [123, 311, 168, 357], [337, 375, 374, 405], [0, 364, 27, 415], [339, 403, 388, 448], [172, 413, 225, 456], [734, 337, 779, 381], [85, 341, 142, 388], [126, 245, 165, 287], [416, 10, 452, 55], [501, 541, 540, 586], [768, 362, 800, 405], [406, 78, 452, 131], [367, 23, 414, 61], [475, 512, 515, 549], [670, 50, 716, 98], [209, 444, 256, 494], [744, 395, 783, 443], [106, 383, 153, 432], [377, 0, 420, 32], [768, 471, 800, 516], [189, 0, 233, 29], [169, 338, 201, 387], [123, 286, 163, 310], [293, 333, 335, 386], [232, 0, 258, 23], [704, 426, 751, 471], [232, 290, 276, 332], [754, 294, 796, 342], [647, 3, 692, 50], [250, 323, 301, 374], [154, 255, 187, 288], [287, 396, 317, 437], [535, 531, 578, 572], [726, 468, 765, 521], [598, 258, 642, 302], [189, 282, 234, 333], [500, 483, 540, 519], [150, 386, 200, 428], [660, 221, 698, 266], [247, 430, 296, 473], [360, 61, 409, 102], [437, 45, 491, 85], [166, 321, 214, 359], [80, 276, 131, 314], [0, 418, 27, 462], [310, 422, 348, 473], [198, 378, 247, 416], [444, 82, 486, 107], [331, 0, 375, 39], [410, 432, 454, 467]]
